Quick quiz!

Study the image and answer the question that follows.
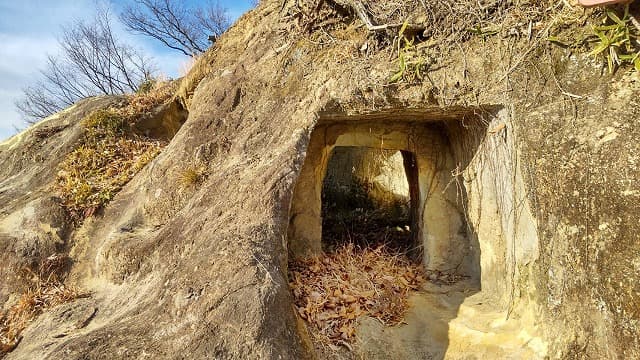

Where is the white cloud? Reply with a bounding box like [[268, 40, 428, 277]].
[[0, 34, 59, 76], [0, 88, 24, 139]]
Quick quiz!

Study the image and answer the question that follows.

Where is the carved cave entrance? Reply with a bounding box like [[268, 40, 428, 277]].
[[286, 108, 543, 358], [321, 146, 417, 255], [288, 114, 486, 280]]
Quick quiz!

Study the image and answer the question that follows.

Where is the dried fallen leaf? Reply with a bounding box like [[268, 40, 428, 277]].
[[342, 295, 357, 304], [288, 242, 425, 346]]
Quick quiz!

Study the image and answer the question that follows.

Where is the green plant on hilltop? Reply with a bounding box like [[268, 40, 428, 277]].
[[588, 5, 640, 74], [389, 21, 431, 84]]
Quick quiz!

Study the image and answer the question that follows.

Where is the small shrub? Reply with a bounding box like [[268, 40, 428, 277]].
[[178, 166, 206, 188], [389, 21, 432, 84], [136, 78, 157, 94], [82, 109, 126, 138]]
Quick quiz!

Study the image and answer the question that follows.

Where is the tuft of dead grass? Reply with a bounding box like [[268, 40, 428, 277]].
[[54, 81, 175, 222], [177, 166, 207, 188], [319, 0, 563, 44], [120, 81, 176, 121], [55, 138, 162, 220], [288, 242, 424, 347], [82, 109, 125, 138], [0, 254, 83, 357]]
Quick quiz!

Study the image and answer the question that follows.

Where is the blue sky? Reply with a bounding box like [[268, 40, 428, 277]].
[[0, 0, 253, 141]]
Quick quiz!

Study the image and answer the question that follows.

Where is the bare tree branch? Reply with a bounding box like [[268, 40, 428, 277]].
[[15, 7, 155, 124], [120, 0, 230, 56]]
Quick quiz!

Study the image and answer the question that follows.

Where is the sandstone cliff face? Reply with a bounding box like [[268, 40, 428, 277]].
[[0, 1, 638, 359], [0, 97, 123, 307], [522, 70, 640, 358]]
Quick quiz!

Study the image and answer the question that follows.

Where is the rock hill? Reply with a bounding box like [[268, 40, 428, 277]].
[[1, 1, 639, 359]]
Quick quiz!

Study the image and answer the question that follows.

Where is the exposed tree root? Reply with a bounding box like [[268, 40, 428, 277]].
[[326, 0, 425, 33]]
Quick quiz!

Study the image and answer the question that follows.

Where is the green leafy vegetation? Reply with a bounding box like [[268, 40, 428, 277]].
[[588, 5, 640, 74], [389, 21, 432, 84], [545, 5, 640, 74]]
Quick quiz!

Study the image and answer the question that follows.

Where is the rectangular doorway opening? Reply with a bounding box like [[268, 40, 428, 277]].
[[321, 146, 418, 255], [286, 112, 505, 354]]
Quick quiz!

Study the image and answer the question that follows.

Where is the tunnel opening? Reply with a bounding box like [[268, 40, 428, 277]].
[[286, 117, 483, 281], [321, 146, 416, 254], [287, 107, 542, 358]]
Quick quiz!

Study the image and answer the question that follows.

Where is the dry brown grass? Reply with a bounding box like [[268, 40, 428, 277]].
[[179, 55, 200, 78], [177, 166, 207, 188], [318, 0, 567, 44], [120, 81, 177, 121], [0, 255, 83, 357], [54, 135, 163, 221], [288, 242, 424, 347], [54, 81, 175, 222]]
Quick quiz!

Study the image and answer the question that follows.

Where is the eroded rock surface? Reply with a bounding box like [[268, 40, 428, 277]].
[[1, 0, 639, 359]]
